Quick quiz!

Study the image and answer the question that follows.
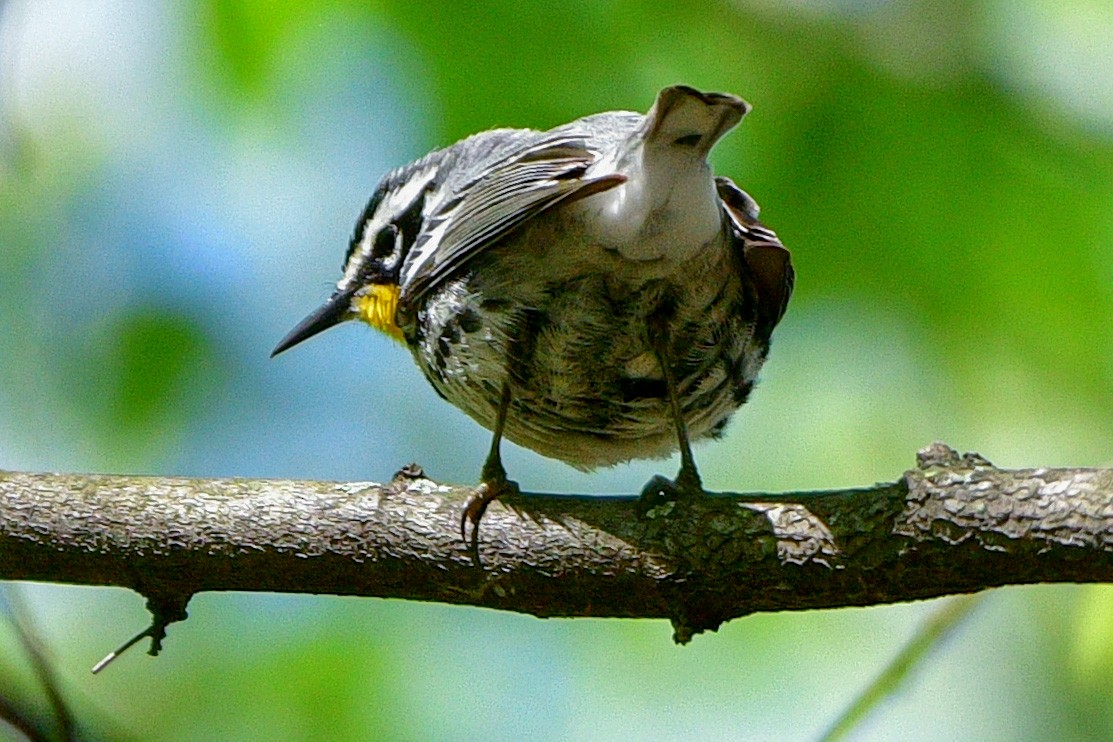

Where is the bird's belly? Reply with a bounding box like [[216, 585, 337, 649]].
[[407, 257, 764, 470]]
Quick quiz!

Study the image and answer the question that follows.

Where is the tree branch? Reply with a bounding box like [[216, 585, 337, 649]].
[[2, 443, 1112, 646]]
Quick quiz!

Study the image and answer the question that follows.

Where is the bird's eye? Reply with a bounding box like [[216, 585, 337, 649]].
[[372, 225, 398, 259]]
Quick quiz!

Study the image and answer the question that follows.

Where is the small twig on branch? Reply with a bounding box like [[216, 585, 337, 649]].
[[2, 443, 1112, 660]]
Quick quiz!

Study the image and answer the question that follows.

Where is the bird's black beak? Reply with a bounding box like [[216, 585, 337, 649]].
[[271, 288, 356, 357]]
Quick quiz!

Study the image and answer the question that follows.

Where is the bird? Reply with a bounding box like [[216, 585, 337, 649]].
[[272, 85, 793, 556]]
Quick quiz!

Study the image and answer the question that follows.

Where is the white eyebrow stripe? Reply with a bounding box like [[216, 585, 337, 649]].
[[341, 166, 441, 287]]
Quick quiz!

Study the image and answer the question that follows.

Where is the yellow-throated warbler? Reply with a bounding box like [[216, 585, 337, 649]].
[[273, 85, 793, 551]]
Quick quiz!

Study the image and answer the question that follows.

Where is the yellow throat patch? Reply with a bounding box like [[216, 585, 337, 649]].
[[355, 284, 405, 343]]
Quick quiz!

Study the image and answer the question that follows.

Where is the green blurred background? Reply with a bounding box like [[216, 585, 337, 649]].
[[2, 0, 1112, 739]]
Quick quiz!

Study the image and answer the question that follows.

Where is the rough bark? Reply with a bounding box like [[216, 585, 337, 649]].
[[2, 443, 1112, 647]]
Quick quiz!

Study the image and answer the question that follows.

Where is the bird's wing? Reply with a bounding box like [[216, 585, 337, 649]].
[[715, 176, 794, 332], [399, 132, 626, 304]]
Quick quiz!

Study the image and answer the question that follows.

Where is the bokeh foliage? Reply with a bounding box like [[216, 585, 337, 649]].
[[2, 0, 1113, 739]]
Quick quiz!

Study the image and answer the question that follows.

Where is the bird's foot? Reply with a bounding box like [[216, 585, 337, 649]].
[[673, 463, 704, 496], [460, 474, 521, 567], [638, 466, 705, 514]]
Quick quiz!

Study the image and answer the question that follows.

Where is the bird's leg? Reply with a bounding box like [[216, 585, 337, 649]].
[[461, 380, 519, 564], [480, 380, 513, 487], [647, 320, 705, 499]]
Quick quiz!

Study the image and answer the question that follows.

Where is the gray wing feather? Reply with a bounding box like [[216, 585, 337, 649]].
[[399, 133, 625, 303]]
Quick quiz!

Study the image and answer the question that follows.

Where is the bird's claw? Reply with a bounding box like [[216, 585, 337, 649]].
[[460, 477, 520, 567], [638, 467, 705, 515]]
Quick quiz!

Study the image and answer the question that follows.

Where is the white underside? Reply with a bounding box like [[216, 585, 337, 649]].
[[576, 142, 723, 263]]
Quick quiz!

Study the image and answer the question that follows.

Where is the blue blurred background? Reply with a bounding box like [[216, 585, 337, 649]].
[[2, 1, 1113, 739]]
